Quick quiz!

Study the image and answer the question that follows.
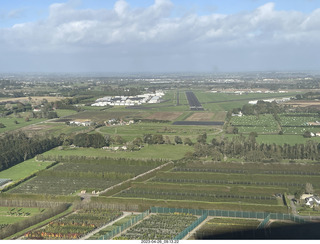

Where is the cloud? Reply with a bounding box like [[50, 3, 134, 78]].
[[0, 0, 320, 72]]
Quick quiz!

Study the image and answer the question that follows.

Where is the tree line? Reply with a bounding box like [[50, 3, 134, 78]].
[[189, 134, 320, 162], [0, 132, 62, 171]]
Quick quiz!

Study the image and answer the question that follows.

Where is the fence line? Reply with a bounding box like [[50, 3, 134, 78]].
[[174, 212, 208, 240], [257, 214, 270, 229], [99, 209, 150, 240], [100, 207, 312, 240]]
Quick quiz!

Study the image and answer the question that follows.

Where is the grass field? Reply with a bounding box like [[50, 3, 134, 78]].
[[230, 114, 279, 134], [42, 144, 193, 160], [63, 109, 148, 123], [0, 96, 68, 103], [0, 159, 53, 182], [55, 109, 79, 118], [0, 116, 47, 133], [10, 158, 163, 195], [256, 134, 320, 145], [22, 122, 92, 136], [98, 122, 219, 142], [0, 207, 46, 225]]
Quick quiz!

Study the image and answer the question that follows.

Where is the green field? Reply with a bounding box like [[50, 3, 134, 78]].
[[10, 158, 164, 195], [0, 116, 46, 133], [256, 134, 320, 145], [0, 207, 46, 225], [55, 109, 79, 117], [98, 122, 218, 142], [0, 159, 53, 182], [42, 144, 193, 160], [230, 114, 279, 134], [112, 161, 320, 211]]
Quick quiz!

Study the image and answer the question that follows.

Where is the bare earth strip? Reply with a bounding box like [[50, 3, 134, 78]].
[[146, 112, 183, 121], [0, 96, 69, 103], [284, 101, 320, 107], [213, 111, 227, 122], [185, 112, 215, 121]]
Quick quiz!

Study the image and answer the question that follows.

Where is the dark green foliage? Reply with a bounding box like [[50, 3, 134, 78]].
[[0, 132, 61, 171], [0, 203, 70, 240], [152, 134, 164, 144], [303, 131, 312, 138], [174, 136, 182, 144], [184, 137, 193, 146], [143, 134, 153, 144], [191, 134, 320, 162], [73, 133, 106, 148], [0, 123, 5, 128], [196, 133, 207, 144]]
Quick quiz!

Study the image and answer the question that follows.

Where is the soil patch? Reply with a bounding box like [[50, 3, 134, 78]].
[[186, 113, 214, 121], [146, 112, 183, 121], [284, 101, 320, 107]]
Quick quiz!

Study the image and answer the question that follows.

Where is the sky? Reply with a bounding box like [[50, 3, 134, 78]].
[[0, 0, 320, 73]]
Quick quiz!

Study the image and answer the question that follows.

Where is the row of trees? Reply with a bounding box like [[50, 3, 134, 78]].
[[0, 132, 62, 171], [190, 134, 320, 162]]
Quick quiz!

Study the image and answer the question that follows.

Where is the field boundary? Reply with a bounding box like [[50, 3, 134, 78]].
[[98, 209, 150, 240], [99, 161, 174, 196], [151, 207, 312, 224]]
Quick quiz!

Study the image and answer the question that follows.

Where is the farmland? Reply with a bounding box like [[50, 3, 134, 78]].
[[114, 213, 198, 240], [1, 74, 320, 240], [98, 121, 219, 142], [193, 217, 261, 239], [87, 213, 138, 240], [0, 158, 53, 186], [230, 113, 320, 136], [0, 207, 46, 227], [24, 208, 122, 240], [114, 161, 320, 210], [230, 114, 279, 134], [41, 144, 192, 160], [10, 158, 164, 195]]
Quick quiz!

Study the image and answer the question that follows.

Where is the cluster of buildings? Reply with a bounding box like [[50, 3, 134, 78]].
[[105, 119, 135, 126], [91, 90, 165, 107], [248, 97, 291, 105], [211, 89, 289, 95], [300, 194, 320, 207], [69, 119, 93, 126]]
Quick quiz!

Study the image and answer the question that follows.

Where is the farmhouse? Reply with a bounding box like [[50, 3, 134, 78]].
[[232, 111, 243, 117], [305, 196, 320, 207], [69, 119, 93, 126]]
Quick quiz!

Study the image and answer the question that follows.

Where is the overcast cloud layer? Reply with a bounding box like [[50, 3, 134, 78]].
[[0, 0, 320, 73]]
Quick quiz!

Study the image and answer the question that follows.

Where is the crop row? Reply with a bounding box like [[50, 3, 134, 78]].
[[10, 175, 123, 195], [151, 177, 305, 188], [116, 189, 278, 205], [181, 161, 320, 173], [10, 158, 162, 195], [115, 213, 197, 240], [174, 167, 320, 176], [155, 171, 320, 187], [24, 209, 122, 240]]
